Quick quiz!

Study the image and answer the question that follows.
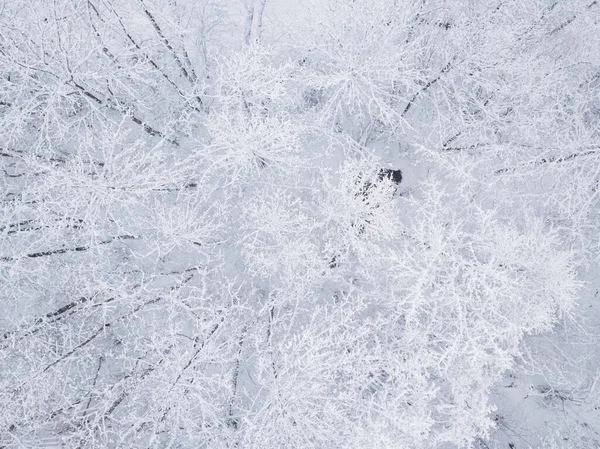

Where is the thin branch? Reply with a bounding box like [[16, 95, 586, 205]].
[[137, 0, 198, 86], [167, 318, 222, 393], [89, 1, 203, 113], [1, 218, 84, 236], [495, 148, 600, 174], [0, 234, 138, 262], [228, 326, 247, 431], [82, 356, 105, 417], [70, 81, 179, 145], [42, 323, 111, 373], [402, 61, 452, 116], [1, 296, 92, 343]]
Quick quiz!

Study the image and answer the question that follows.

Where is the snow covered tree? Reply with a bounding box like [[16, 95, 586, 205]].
[[1, 0, 596, 448]]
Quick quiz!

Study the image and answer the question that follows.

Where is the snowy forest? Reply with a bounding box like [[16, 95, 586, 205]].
[[1, 0, 599, 447]]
